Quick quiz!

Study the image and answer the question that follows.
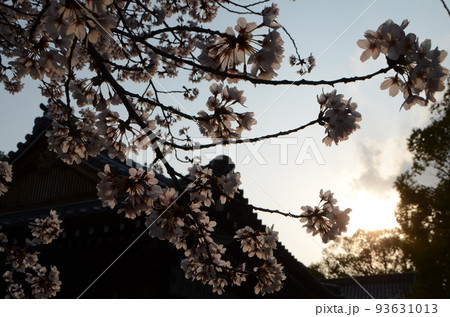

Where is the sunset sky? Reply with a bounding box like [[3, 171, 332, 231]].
[[1, 0, 449, 266]]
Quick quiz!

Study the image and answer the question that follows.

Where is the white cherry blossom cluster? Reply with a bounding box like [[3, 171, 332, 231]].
[[121, 167, 161, 219], [1, 0, 115, 93], [0, 231, 7, 253], [234, 225, 278, 260], [0, 161, 13, 196], [146, 187, 186, 244], [358, 19, 449, 109], [28, 209, 63, 246], [159, 0, 221, 23], [2, 271, 26, 299], [300, 190, 351, 243], [180, 237, 233, 295], [98, 109, 156, 161], [96, 159, 285, 295], [46, 112, 101, 164], [46, 0, 116, 44], [25, 264, 61, 299], [178, 216, 246, 295], [71, 80, 112, 109], [99, 164, 194, 249], [317, 90, 362, 146], [198, 83, 256, 141], [96, 164, 118, 209], [1, 211, 62, 298], [198, 9, 284, 80], [47, 106, 158, 165], [188, 164, 215, 207], [219, 170, 242, 204], [5, 248, 39, 274], [97, 164, 161, 219], [253, 256, 286, 296], [148, 187, 240, 295], [178, 197, 283, 295], [188, 162, 241, 204], [233, 225, 286, 295]]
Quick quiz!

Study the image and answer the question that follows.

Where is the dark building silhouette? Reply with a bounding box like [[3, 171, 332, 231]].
[[0, 114, 341, 298], [322, 273, 416, 299]]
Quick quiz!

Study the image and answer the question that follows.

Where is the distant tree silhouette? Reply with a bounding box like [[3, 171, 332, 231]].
[[309, 228, 413, 279], [395, 81, 450, 298]]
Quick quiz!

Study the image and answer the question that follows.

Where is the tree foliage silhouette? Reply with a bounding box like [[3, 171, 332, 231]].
[[309, 229, 413, 279], [395, 81, 450, 298]]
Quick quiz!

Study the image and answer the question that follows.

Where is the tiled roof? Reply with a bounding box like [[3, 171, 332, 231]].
[[0, 199, 104, 229], [1, 110, 341, 298], [323, 272, 416, 299]]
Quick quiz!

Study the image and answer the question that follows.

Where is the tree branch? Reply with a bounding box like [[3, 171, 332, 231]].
[[87, 42, 182, 191], [439, 0, 450, 17], [142, 38, 393, 87]]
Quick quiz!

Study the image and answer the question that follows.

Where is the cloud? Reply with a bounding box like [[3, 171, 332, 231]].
[[351, 137, 412, 197]]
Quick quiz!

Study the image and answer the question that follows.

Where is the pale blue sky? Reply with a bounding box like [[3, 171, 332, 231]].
[[1, 0, 449, 265]]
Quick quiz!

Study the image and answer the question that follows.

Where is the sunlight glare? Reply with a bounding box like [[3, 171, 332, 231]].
[[344, 190, 399, 234]]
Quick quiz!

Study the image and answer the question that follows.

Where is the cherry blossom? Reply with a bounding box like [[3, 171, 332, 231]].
[[198, 13, 284, 80], [230, 263, 247, 287], [120, 167, 161, 219], [6, 248, 39, 273], [0, 0, 448, 297], [3, 271, 26, 299], [357, 30, 381, 62], [96, 110, 130, 161], [262, 4, 280, 28], [0, 231, 7, 252], [234, 225, 279, 260], [200, 18, 255, 73], [97, 164, 162, 219], [188, 164, 214, 207], [253, 257, 286, 296], [146, 188, 185, 242], [380, 75, 404, 97], [97, 164, 118, 209], [358, 19, 448, 109], [300, 190, 351, 243], [219, 170, 241, 203], [180, 238, 231, 290], [0, 161, 13, 196], [25, 264, 61, 299], [248, 30, 284, 80], [198, 84, 256, 141], [28, 210, 63, 246], [1, 211, 62, 298], [317, 90, 361, 146], [46, 114, 101, 164]]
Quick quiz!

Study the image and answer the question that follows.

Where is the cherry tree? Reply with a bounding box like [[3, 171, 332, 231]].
[[0, 209, 63, 298], [0, 0, 448, 297]]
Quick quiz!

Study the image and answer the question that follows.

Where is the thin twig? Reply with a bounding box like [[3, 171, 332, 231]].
[[439, 0, 450, 17]]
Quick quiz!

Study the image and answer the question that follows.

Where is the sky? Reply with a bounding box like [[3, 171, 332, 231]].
[[0, 0, 449, 266]]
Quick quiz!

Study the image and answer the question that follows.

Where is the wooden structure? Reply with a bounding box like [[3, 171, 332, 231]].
[[0, 114, 340, 298]]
